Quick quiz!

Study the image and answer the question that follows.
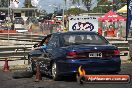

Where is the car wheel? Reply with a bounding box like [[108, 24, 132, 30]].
[[51, 62, 60, 81], [28, 58, 36, 74], [31, 61, 36, 74]]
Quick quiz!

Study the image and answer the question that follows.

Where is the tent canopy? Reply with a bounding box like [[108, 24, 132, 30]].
[[117, 5, 127, 13], [98, 10, 126, 22]]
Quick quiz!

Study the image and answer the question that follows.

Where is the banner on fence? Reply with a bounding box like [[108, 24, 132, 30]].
[[68, 16, 98, 32]]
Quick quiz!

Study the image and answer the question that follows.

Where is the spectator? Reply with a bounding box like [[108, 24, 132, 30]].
[[116, 25, 122, 38], [11, 23, 14, 30], [109, 26, 115, 37], [39, 38, 49, 49], [32, 34, 51, 50], [98, 27, 102, 35], [111, 26, 115, 36], [106, 27, 110, 37]]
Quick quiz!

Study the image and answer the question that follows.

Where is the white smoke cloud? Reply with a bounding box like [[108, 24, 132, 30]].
[[31, 0, 39, 7], [10, 0, 19, 8]]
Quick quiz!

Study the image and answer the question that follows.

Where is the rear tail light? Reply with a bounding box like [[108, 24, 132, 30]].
[[67, 51, 88, 58], [114, 50, 120, 55], [66, 51, 77, 58], [67, 51, 77, 56]]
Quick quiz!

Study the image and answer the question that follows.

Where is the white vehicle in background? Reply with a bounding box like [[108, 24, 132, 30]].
[[14, 17, 28, 32], [56, 16, 63, 21]]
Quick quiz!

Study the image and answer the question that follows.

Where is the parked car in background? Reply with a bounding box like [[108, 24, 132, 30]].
[[28, 31, 121, 80], [13, 17, 24, 31], [26, 17, 38, 24], [15, 28, 28, 33], [38, 16, 45, 22], [14, 17, 24, 25]]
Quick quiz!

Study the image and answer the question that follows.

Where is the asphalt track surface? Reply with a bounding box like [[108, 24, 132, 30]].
[[0, 63, 132, 88]]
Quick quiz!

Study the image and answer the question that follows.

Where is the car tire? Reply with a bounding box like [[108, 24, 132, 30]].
[[12, 71, 33, 79], [51, 62, 60, 81], [28, 56, 36, 74], [30, 61, 36, 74]]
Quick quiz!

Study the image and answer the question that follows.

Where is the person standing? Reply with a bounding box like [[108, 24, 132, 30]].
[[98, 27, 102, 35]]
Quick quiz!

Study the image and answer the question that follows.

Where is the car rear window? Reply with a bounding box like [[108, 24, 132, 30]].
[[63, 33, 109, 46]]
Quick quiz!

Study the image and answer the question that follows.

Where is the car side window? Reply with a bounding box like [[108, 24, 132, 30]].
[[48, 35, 60, 48]]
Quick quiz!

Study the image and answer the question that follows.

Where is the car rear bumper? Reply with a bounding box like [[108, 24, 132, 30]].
[[57, 58, 121, 76]]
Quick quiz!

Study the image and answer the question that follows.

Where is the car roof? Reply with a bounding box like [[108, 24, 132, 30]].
[[52, 31, 98, 35]]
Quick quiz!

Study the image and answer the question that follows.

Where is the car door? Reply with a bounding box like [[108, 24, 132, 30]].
[[29, 47, 44, 58], [29, 34, 51, 58], [43, 34, 61, 66]]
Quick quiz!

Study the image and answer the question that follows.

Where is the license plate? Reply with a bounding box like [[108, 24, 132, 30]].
[[89, 53, 102, 57]]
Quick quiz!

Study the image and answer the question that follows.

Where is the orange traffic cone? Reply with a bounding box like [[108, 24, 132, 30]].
[[35, 64, 42, 82], [3, 58, 9, 72]]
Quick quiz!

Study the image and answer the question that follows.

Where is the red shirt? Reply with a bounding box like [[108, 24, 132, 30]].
[[98, 28, 102, 35]]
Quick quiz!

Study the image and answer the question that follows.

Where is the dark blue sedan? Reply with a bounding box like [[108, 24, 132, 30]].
[[28, 31, 121, 80]]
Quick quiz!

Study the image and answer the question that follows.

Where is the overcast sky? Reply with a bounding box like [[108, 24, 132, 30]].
[[18, 0, 87, 13], [19, 0, 65, 13]]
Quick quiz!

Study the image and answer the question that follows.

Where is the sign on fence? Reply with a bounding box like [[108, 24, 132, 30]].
[[68, 16, 98, 32]]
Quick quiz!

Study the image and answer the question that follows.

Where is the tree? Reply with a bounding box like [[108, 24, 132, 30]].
[[64, 0, 92, 11], [82, 0, 91, 11], [91, 1, 113, 13], [92, 0, 127, 13], [64, 0, 80, 5], [0, 0, 9, 7], [112, 0, 127, 11], [65, 7, 87, 15], [24, 0, 33, 8], [64, 0, 127, 13], [38, 9, 47, 16]]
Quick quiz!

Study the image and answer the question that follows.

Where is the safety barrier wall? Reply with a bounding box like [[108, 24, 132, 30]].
[[0, 33, 45, 60]]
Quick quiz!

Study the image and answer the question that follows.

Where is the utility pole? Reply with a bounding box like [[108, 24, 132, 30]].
[[24, 0, 32, 8], [7, 0, 10, 43], [62, 6, 65, 30]]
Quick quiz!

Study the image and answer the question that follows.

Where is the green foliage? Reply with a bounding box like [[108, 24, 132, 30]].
[[64, 0, 126, 13], [36, 10, 47, 17], [82, 0, 91, 11], [24, 0, 33, 8], [91, 1, 114, 13], [92, 0, 126, 13], [39, 9, 47, 16], [65, 8, 87, 15], [113, 0, 127, 10], [67, 0, 91, 11], [0, 0, 9, 7]]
